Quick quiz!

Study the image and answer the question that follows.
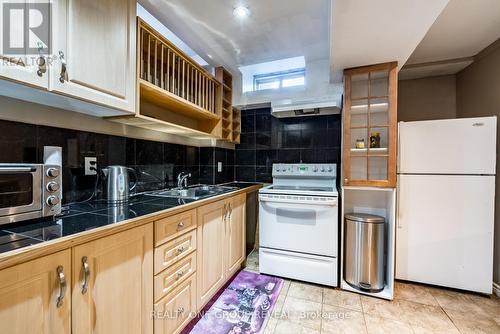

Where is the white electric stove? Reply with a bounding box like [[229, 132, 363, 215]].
[[258, 163, 339, 286]]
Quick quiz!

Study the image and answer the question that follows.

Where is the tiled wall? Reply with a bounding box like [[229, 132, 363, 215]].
[[235, 107, 342, 183], [0, 120, 233, 203]]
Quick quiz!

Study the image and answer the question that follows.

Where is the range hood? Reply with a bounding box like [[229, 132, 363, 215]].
[[271, 96, 342, 118]]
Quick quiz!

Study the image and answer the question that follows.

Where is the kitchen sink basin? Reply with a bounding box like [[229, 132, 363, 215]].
[[146, 185, 237, 200]]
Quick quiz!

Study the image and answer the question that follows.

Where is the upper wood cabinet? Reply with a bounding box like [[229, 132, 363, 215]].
[[343, 62, 398, 188], [71, 224, 153, 334], [0, 250, 71, 334], [50, 0, 137, 112], [0, 0, 50, 88]]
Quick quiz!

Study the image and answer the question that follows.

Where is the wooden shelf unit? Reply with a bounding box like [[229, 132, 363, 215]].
[[232, 107, 241, 144], [108, 19, 222, 139], [343, 62, 398, 188], [216, 67, 236, 142]]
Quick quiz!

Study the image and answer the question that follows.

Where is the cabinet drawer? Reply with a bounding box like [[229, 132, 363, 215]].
[[154, 273, 197, 334], [155, 251, 196, 302], [155, 229, 196, 275], [155, 210, 197, 247]]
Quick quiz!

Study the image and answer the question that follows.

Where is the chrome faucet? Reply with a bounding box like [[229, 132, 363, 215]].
[[177, 172, 191, 189]]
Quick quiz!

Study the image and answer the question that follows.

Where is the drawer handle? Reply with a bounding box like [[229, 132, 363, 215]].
[[56, 265, 66, 308], [175, 271, 184, 280], [177, 221, 185, 229], [81, 256, 90, 294], [176, 246, 185, 255], [177, 307, 185, 314]]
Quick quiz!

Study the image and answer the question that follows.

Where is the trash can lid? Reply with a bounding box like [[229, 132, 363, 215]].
[[345, 213, 385, 223]]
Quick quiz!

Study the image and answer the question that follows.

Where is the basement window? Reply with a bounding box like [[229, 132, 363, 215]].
[[254, 69, 306, 91]]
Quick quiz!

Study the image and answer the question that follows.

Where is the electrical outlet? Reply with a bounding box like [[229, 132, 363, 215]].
[[84, 157, 97, 175], [217, 162, 223, 172]]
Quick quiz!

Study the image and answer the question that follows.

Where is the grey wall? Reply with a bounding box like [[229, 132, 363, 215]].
[[398, 75, 457, 122], [456, 40, 500, 286]]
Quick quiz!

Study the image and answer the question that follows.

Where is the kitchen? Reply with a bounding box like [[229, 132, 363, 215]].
[[0, 0, 499, 334]]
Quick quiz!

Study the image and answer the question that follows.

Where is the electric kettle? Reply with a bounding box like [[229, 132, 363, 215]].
[[102, 166, 138, 203]]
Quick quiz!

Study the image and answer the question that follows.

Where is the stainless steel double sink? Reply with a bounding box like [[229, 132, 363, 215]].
[[145, 185, 237, 200]]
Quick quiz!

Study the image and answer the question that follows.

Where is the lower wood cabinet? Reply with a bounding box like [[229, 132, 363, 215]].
[[197, 194, 246, 310], [154, 273, 197, 334], [196, 200, 227, 309], [226, 194, 246, 277], [0, 250, 71, 334], [72, 224, 153, 334]]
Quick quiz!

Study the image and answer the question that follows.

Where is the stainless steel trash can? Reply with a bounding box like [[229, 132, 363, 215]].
[[344, 213, 385, 292]]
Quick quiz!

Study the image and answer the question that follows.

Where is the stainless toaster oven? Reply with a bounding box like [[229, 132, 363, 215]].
[[0, 164, 62, 225]]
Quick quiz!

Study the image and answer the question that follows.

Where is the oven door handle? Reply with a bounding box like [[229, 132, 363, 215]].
[[0, 166, 36, 173], [259, 196, 337, 207]]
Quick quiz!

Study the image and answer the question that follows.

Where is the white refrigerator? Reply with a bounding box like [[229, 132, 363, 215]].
[[396, 116, 497, 294]]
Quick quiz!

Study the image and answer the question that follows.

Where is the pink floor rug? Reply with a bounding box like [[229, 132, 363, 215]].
[[183, 270, 284, 334]]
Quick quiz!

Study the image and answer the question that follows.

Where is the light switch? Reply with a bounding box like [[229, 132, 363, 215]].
[[217, 162, 223, 172]]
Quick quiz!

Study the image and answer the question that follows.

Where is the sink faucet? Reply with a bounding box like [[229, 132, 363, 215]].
[[177, 172, 191, 189]]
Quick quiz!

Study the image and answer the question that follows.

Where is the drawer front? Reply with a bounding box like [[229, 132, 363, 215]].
[[155, 251, 196, 302], [155, 229, 196, 275], [154, 273, 197, 334], [155, 210, 197, 247]]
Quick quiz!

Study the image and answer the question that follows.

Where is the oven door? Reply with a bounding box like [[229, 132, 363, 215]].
[[259, 193, 338, 257], [0, 165, 42, 220]]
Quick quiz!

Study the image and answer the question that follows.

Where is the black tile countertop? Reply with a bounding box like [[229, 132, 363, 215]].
[[0, 182, 261, 254]]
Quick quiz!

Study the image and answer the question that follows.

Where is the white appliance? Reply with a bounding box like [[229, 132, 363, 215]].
[[397, 117, 497, 294], [259, 163, 339, 286], [271, 96, 341, 118]]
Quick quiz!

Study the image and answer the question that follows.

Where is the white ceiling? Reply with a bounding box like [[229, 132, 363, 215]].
[[406, 0, 500, 65], [330, 0, 450, 81], [139, 0, 331, 73]]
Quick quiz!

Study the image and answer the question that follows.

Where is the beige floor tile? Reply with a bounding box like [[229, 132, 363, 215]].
[[360, 295, 405, 320], [323, 288, 362, 311], [273, 319, 320, 334], [321, 304, 367, 334], [399, 299, 459, 333], [287, 281, 323, 303], [364, 314, 413, 334], [411, 324, 460, 334], [429, 287, 485, 315], [263, 316, 278, 334], [280, 296, 322, 331], [444, 307, 500, 334], [395, 281, 439, 306]]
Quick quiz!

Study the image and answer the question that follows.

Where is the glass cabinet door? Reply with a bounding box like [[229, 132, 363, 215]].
[[343, 62, 397, 187]]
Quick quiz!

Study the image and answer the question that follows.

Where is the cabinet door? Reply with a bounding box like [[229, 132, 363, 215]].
[[72, 224, 153, 334], [196, 200, 226, 309], [343, 62, 398, 188], [226, 194, 246, 277], [50, 0, 136, 112], [0, 250, 71, 334], [0, 0, 49, 88]]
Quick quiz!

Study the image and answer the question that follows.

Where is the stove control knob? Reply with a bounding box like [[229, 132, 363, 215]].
[[46, 168, 60, 178], [46, 181, 60, 192], [321, 167, 325, 172], [313, 167, 318, 172], [46, 196, 60, 206], [328, 167, 333, 172]]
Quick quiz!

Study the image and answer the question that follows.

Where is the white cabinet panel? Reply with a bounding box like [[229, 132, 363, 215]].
[[396, 174, 495, 293], [399, 117, 497, 175]]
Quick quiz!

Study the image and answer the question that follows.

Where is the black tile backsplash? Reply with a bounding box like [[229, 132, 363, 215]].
[[0, 119, 234, 204], [234, 107, 342, 183]]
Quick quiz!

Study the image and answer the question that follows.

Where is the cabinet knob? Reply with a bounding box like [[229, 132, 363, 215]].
[[176, 246, 185, 255], [177, 221, 185, 229], [175, 271, 184, 280], [58, 51, 68, 83], [344, 178, 349, 183]]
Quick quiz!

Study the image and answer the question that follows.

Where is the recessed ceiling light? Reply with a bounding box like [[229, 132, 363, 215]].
[[207, 54, 213, 59], [233, 5, 250, 18]]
